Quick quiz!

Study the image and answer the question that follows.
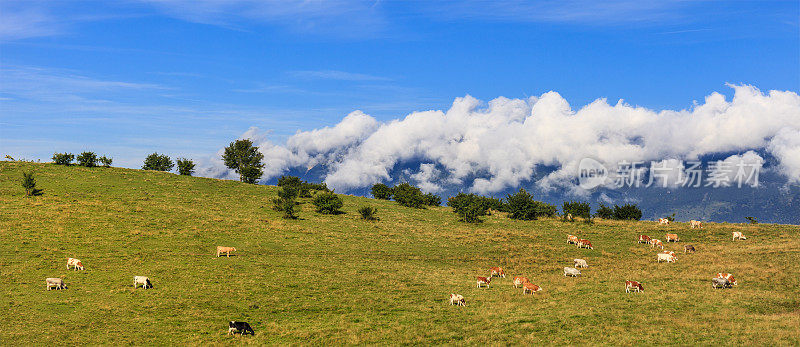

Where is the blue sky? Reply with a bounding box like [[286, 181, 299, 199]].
[[1, 0, 798, 170]]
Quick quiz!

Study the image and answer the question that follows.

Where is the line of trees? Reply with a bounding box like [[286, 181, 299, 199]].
[[370, 182, 440, 208], [447, 188, 557, 223], [142, 153, 196, 176], [53, 152, 112, 168]]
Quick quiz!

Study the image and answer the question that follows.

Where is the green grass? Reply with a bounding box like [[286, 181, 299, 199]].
[[1, 162, 799, 345]]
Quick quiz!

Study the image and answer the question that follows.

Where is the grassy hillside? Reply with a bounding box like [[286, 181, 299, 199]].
[[1, 162, 798, 345]]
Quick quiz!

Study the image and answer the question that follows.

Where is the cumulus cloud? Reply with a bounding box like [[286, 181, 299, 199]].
[[706, 151, 765, 188], [768, 128, 800, 184], [198, 84, 800, 194]]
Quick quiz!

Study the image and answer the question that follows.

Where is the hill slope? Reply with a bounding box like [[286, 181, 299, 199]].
[[1, 162, 798, 344]]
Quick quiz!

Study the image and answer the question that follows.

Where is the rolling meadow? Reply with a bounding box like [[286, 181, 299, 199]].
[[1, 161, 798, 345]]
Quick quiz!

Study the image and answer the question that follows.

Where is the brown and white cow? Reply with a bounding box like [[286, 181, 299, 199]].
[[512, 276, 530, 288], [665, 233, 679, 242], [449, 293, 466, 306], [732, 232, 747, 240], [66, 258, 84, 270], [476, 276, 491, 288], [650, 239, 664, 249], [216, 246, 236, 257], [567, 235, 579, 244], [489, 267, 506, 278], [684, 245, 696, 253], [659, 218, 670, 225], [638, 235, 651, 244], [657, 253, 676, 263], [522, 282, 542, 295], [625, 280, 644, 293], [661, 250, 676, 258], [690, 220, 703, 229], [577, 239, 593, 249], [717, 273, 737, 286]]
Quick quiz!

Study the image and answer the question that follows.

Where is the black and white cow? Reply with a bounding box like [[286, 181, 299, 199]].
[[228, 321, 255, 335]]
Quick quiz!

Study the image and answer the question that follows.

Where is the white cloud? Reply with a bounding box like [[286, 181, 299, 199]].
[[198, 85, 800, 193], [706, 151, 765, 188], [768, 128, 800, 183]]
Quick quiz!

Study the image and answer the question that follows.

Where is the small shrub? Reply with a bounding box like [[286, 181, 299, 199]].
[[280, 199, 298, 219], [595, 203, 614, 219], [665, 213, 676, 222], [312, 191, 344, 214], [371, 183, 393, 200], [505, 188, 537, 220], [745, 216, 758, 225], [99, 156, 113, 167], [613, 204, 643, 221], [52, 153, 74, 165], [21, 171, 36, 196], [423, 193, 441, 206], [392, 183, 426, 208], [273, 185, 299, 219], [142, 153, 174, 171], [76, 152, 98, 167], [447, 193, 490, 223], [278, 176, 310, 197], [176, 158, 195, 176], [562, 201, 591, 220], [358, 206, 378, 221]]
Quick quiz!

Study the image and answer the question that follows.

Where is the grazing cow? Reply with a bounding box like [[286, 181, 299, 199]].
[[228, 321, 255, 335], [449, 293, 466, 306], [489, 267, 506, 278], [216, 246, 236, 257], [656, 253, 676, 263], [665, 233, 680, 242], [712, 277, 731, 289], [522, 282, 542, 295], [567, 235, 579, 244], [574, 259, 588, 268], [476, 276, 491, 288], [690, 220, 703, 229], [45, 278, 65, 290], [564, 267, 581, 277], [717, 273, 737, 286], [577, 239, 593, 249], [133, 276, 152, 289], [513, 277, 530, 288], [625, 280, 644, 293], [66, 258, 84, 271], [661, 250, 676, 259], [684, 245, 696, 253], [650, 239, 664, 249], [659, 218, 670, 225], [638, 235, 651, 244], [732, 232, 747, 241]]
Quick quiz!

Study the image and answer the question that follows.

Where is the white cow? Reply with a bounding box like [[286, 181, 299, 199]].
[[690, 220, 703, 229], [46, 278, 65, 290], [574, 259, 588, 268], [732, 232, 747, 240], [657, 253, 676, 263], [133, 276, 152, 289], [659, 218, 670, 225]]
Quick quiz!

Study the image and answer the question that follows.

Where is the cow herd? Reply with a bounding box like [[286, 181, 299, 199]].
[[42, 221, 750, 336], [449, 220, 748, 307], [42, 246, 255, 336]]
